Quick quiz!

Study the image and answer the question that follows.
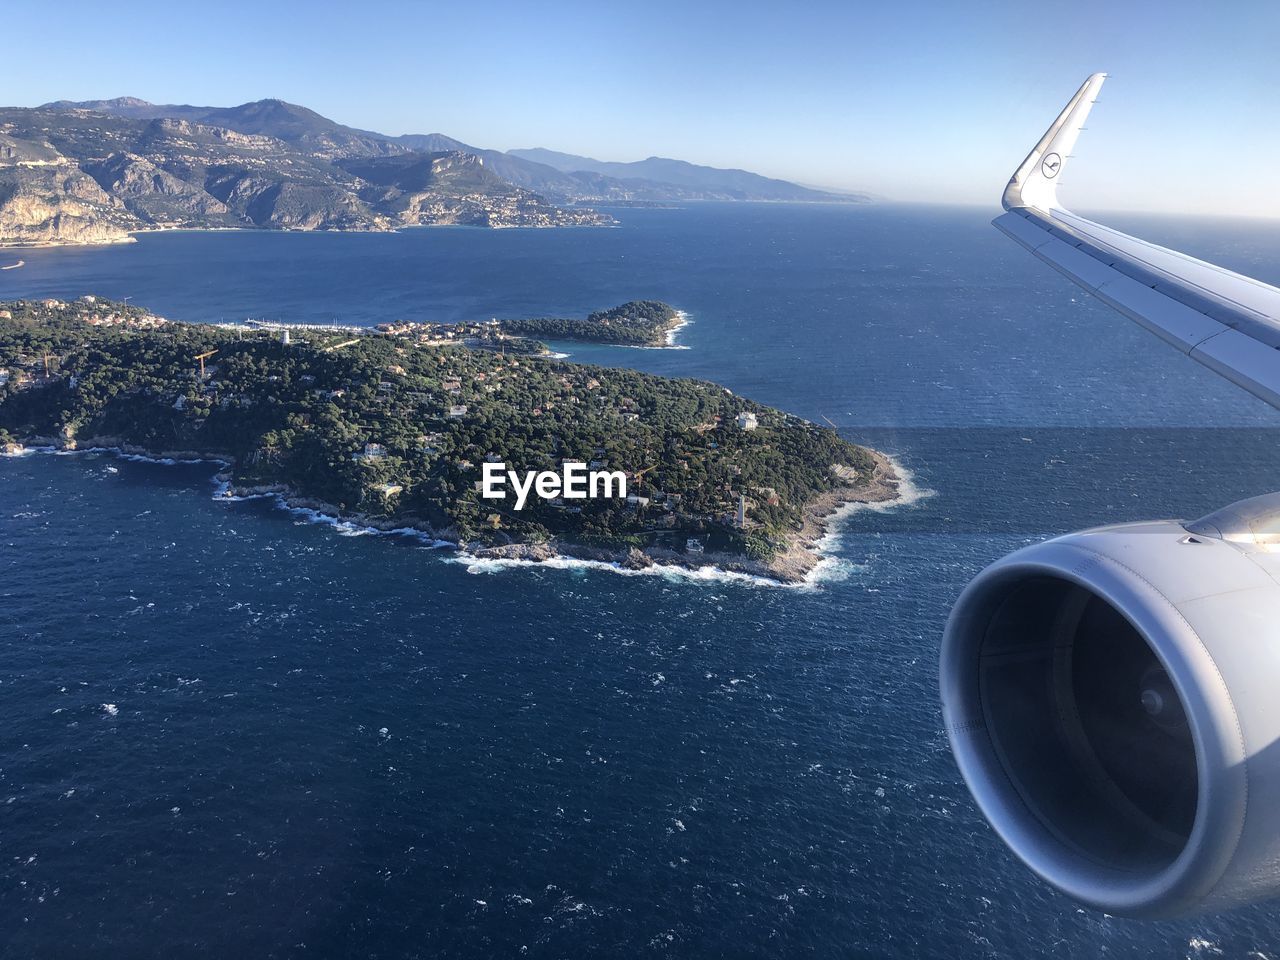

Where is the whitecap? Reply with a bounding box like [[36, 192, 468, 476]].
[[10, 437, 925, 593], [1188, 939, 1223, 956], [447, 499, 913, 588], [663, 310, 692, 347], [809, 453, 934, 561], [267, 500, 455, 548], [804, 556, 861, 585], [447, 552, 788, 588], [575, 310, 693, 351]]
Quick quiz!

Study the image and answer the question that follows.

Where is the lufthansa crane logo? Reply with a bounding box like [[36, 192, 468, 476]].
[[1041, 152, 1063, 179]]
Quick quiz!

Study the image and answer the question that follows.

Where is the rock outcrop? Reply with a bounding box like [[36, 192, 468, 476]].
[[0, 150, 137, 244]]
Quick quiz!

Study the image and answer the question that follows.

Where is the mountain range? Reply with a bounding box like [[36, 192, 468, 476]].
[[0, 97, 866, 246]]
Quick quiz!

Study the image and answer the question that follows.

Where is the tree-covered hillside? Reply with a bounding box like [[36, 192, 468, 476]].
[[0, 298, 873, 559], [498, 301, 683, 346]]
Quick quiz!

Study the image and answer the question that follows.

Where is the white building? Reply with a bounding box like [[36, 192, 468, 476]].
[[736, 412, 759, 431]]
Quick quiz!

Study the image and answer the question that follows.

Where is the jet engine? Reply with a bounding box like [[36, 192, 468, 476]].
[[940, 492, 1280, 918]]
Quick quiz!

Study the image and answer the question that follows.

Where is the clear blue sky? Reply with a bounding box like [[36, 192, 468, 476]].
[[7, 0, 1280, 215]]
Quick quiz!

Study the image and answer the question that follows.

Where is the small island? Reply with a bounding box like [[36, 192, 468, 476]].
[[0, 297, 898, 582]]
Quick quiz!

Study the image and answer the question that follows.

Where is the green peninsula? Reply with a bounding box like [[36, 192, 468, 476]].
[[498, 300, 685, 346], [377, 300, 686, 350], [0, 297, 898, 581]]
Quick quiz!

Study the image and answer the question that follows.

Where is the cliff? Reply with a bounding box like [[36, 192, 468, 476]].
[[0, 107, 611, 245]]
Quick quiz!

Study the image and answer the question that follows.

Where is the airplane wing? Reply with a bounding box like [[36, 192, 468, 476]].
[[994, 73, 1280, 409]]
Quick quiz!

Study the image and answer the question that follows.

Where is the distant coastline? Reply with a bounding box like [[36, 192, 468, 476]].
[[0, 220, 620, 250], [0, 237, 136, 250]]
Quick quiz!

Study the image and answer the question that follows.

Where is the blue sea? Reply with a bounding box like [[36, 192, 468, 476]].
[[3, 204, 1280, 958]]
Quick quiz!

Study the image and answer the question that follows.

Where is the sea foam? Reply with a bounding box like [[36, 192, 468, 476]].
[[447, 551, 788, 588], [9, 440, 926, 590], [810, 455, 934, 560], [447, 453, 928, 589]]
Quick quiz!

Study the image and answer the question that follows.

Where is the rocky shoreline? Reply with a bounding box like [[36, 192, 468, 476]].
[[5, 437, 904, 586], [462, 450, 902, 583]]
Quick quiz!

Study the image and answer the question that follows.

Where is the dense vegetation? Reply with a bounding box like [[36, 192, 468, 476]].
[[498, 300, 681, 346], [0, 298, 873, 557]]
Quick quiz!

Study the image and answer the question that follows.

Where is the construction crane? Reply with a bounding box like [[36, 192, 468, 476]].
[[194, 349, 218, 379]]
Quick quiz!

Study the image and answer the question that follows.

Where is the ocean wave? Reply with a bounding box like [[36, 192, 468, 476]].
[[595, 310, 694, 351], [811, 455, 934, 558], [210, 475, 279, 502], [209, 476, 455, 547], [546, 311, 692, 356], [174, 449, 932, 591], [214, 493, 274, 502], [270, 500, 455, 549], [626, 310, 692, 350], [48, 445, 230, 468], [664, 311, 692, 348], [3, 444, 227, 467], [11, 440, 927, 591], [446, 551, 789, 588], [1187, 939, 1223, 957], [804, 556, 868, 586], [116, 454, 197, 466]]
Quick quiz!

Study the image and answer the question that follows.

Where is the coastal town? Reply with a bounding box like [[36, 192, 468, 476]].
[[0, 295, 168, 328], [373, 317, 545, 354]]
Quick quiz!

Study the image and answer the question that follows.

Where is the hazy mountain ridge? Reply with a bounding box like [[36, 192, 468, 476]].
[[507, 148, 853, 202], [0, 96, 866, 245], [0, 102, 608, 244], [37, 96, 867, 205], [393, 136, 856, 203]]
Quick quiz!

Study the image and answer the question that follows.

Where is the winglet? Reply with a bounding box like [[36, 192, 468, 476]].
[[1003, 73, 1107, 213]]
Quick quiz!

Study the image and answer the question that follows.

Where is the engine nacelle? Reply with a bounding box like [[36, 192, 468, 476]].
[[941, 493, 1280, 918]]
